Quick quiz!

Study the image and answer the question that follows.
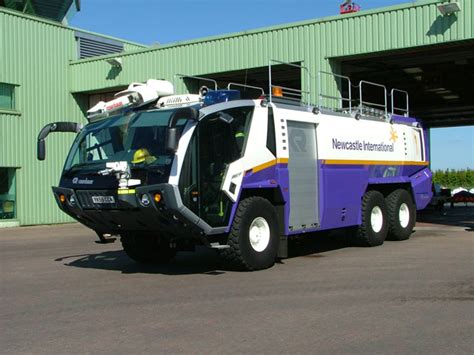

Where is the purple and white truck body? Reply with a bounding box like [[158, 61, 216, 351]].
[[38, 64, 433, 270], [177, 99, 432, 237]]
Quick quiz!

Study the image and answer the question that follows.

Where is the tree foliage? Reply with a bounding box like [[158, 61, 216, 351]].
[[432, 168, 473, 189]]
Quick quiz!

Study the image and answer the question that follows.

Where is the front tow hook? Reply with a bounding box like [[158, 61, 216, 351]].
[[95, 232, 117, 244]]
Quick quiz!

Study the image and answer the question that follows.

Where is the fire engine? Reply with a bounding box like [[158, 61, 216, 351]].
[[38, 61, 432, 270]]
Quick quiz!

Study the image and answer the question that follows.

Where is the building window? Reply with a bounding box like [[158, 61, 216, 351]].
[[0, 83, 15, 110], [0, 168, 16, 220]]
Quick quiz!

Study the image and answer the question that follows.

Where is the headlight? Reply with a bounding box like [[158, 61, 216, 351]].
[[68, 194, 77, 207], [139, 193, 151, 207]]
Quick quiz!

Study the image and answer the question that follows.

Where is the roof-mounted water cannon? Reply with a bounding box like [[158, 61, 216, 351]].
[[340, 0, 361, 14], [86, 79, 174, 122]]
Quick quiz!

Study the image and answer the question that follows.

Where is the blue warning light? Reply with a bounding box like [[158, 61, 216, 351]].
[[203, 90, 241, 106]]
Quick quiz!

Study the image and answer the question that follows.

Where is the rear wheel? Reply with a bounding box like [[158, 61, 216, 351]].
[[220, 196, 279, 271], [386, 189, 416, 241], [354, 190, 388, 247], [121, 233, 176, 264]]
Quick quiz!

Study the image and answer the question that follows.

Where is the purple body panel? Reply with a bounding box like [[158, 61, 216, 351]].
[[317, 163, 367, 231], [317, 162, 432, 232], [226, 159, 432, 236], [409, 167, 433, 209], [225, 201, 239, 234], [391, 114, 418, 125], [225, 163, 289, 233], [423, 127, 430, 162]]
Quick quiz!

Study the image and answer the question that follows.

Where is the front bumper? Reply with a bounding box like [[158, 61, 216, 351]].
[[52, 184, 224, 238]]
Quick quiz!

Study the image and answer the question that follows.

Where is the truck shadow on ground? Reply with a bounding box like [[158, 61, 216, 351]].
[[56, 248, 227, 275], [286, 230, 351, 259], [55, 231, 352, 275], [417, 205, 474, 231]]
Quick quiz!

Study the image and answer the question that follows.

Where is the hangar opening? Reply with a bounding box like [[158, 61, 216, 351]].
[[337, 40, 474, 128]]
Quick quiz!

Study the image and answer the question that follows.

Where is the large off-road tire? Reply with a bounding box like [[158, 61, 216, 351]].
[[121, 233, 176, 264], [354, 190, 388, 247], [386, 189, 416, 241], [220, 196, 279, 271]]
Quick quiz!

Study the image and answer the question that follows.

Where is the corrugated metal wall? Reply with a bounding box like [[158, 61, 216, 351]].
[[0, 8, 146, 225], [70, 0, 473, 105], [0, 9, 81, 225]]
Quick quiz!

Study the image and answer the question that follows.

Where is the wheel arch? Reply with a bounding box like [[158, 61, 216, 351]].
[[238, 187, 287, 258], [366, 183, 415, 201]]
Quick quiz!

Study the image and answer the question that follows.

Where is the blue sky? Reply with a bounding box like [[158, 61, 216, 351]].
[[70, 0, 408, 45], [430, 127, 473, 171], [70, 0, 473, 170]]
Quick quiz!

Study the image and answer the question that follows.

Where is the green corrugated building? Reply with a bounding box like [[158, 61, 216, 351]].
[[1, 0, 472, 227], [0, 1, 145, 226]]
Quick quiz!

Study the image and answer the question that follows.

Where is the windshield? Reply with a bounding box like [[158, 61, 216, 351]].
[[64, 109, 187, 174]]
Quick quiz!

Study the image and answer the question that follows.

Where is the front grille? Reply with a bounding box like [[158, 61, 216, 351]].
[[76, 190, 122, 210]]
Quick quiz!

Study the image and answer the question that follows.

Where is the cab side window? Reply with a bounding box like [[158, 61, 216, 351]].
[[227, 107, 254, 157]]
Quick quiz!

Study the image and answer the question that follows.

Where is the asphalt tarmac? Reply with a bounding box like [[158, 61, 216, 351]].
[[1, 207, 473, 354]]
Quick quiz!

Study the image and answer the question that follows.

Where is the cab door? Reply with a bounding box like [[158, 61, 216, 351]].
[[179, 106, 254, 227]]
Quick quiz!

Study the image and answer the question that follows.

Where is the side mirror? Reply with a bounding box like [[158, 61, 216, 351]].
[[165, 127, 180, 153], [37, 140, 46, 161], [37, 122, 82, 161], [166, 107, 199, 153]]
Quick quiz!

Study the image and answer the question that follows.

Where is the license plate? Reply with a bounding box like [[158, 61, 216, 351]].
[[92, 196, 115, 204]]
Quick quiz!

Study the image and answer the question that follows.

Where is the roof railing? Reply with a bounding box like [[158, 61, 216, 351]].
[[176, 63, 409, 119], [227, 82, 265, 96], [317, 71, 410, 119], [391, 88, 410, 117], [359, 80, 388, 117], [317, 71, 352, 113], [269, 60, 311, 109]]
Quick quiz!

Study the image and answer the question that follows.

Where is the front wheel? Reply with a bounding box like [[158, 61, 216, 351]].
[[353, 190, 388, 247], [220, 197, 279, 271], [386, 189, 416, 241], [121, 233, 176, 264]]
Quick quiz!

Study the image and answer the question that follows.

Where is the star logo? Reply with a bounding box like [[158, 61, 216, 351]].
[[389, 126, 399, 143]]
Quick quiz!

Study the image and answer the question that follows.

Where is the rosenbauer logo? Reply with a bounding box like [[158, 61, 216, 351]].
[[72, 177, 94, 185]]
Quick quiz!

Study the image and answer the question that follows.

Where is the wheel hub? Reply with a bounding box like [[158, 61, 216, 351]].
[[249, 217, 270, 252], [399, 203, 410, 228], [370, 206, 384, 233]]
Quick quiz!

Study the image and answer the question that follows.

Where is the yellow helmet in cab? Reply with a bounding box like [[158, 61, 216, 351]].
[[132, 148, 156, 164]]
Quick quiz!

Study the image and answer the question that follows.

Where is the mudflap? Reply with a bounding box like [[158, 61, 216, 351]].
[[276, 205, 288, 258], [410, 168, 433, 210]]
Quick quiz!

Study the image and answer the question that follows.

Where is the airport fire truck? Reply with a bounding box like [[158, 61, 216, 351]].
[[37, 62, 432, 270]]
